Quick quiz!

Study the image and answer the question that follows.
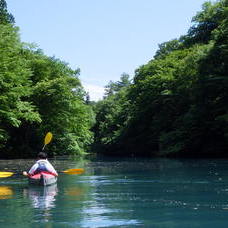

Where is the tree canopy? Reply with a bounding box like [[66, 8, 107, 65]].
[[92, 0, 228, 158], [1, 0, 227, 158], [0, 0, 14, 24], [0, 2, 94, 158]]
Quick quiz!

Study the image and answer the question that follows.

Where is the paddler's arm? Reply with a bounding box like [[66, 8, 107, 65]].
[[23, 161, 40, 177]]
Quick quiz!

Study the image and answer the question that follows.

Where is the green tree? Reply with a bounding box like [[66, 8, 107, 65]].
[[0, 0, 14, 24], [93, 76, 131, 154], [0, 25, 41, 157], [93, 0, 228, 158], [154, 39, 182, 59], [183, 0, 226, 45], [0, 2, 95, 158], [104, 73, 131, 97], [28, 52, 94, 156]]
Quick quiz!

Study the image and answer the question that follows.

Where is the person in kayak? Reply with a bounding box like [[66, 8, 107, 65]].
[[23, 152, 58, 177]]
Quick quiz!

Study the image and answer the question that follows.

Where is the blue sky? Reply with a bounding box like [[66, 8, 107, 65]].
[[7, 0, 207, 100]]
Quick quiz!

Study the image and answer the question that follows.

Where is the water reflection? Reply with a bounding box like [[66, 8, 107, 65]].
[[0, 185, 13, 199], [23, 184, 58, 209], [1, 158, 228, 227], [64, 186, 85, 200]]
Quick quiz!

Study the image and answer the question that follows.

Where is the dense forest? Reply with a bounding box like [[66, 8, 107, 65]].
[[0, 0, 94, 158], [0, 0, 227, 158], [93, 0, 228, 158]]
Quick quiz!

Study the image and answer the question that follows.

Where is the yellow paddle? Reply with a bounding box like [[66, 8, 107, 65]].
[[42, 132, 53, 150], [62, 168, 84, 175], [0, 132, 85, 178], [0, 168, 85, 178], [0, 172, 14, 178]]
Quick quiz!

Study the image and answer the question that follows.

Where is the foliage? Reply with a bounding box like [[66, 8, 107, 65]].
[[27, 52, 94, 157], [92, 75, 131, 154], [0, 4, 94, 158], [1, 0, 227, 158], [0, 0, 14, 24], [183, 0, 226, 45], [104, 73, 131, 97], [93, 0, 228, 157], [0, 25, 41, 156]]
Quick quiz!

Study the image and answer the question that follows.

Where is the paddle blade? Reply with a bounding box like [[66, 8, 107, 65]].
[[44, 132, 53, 145], [62, 168, 84, 175], [0, 172, 14, 178]]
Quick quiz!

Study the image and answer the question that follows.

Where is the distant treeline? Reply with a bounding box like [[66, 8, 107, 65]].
[[0, 0, 94, 158], [92, 0, 228, 157]]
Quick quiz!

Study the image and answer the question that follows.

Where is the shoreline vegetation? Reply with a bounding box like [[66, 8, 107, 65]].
[[0, 0, 227, 158]]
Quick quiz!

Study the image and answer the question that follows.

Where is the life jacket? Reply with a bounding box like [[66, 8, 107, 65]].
[[34, 161, 49, 175]]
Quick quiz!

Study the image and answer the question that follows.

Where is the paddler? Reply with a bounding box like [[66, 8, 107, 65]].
[[23, 152, 58, 177]]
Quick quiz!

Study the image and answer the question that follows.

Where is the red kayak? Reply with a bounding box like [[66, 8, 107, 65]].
[[28, 172, 57, 186]]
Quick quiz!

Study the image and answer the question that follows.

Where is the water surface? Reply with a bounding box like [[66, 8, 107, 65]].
[[0, 157, 228, 227]]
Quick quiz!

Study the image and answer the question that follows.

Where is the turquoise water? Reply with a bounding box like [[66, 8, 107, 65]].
[[0, 158, 228, 227]]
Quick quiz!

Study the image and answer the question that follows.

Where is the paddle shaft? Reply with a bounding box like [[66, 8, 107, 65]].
[[0, 168, 84, 178]]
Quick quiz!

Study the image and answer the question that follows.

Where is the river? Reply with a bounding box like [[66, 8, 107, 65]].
[[0, 157, 228, 227]]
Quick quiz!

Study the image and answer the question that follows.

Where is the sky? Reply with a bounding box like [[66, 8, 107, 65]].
[[7, 0, 207, 101]]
